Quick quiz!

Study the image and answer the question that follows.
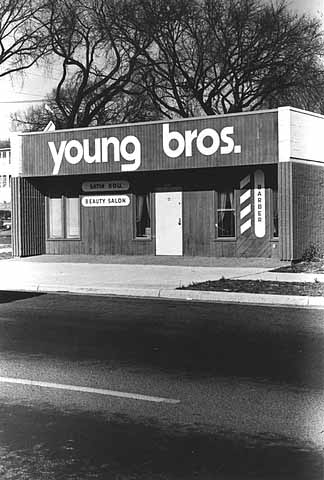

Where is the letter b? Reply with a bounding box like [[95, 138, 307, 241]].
[[163, 124, 185, 158]]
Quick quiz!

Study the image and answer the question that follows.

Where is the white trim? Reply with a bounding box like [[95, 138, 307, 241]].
[[288, 106, 324, 120], [290, 158, 324, 167], [44, 121, 56, 132], [240, 219, 252, 234], [240, 204, 251, 219], [240, 189, 251, 204], [278, 106, 291, 163]]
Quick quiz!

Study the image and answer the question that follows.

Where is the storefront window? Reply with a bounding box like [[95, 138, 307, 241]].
[[272, 189, 278, 237], [135, 193, 151, 238], [49, 198, 63, 238], [48, 196, 80, 239], [66, 197, 81, 238], [216, 189, 236, 238]]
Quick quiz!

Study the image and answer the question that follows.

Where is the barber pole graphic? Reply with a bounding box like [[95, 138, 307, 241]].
[[239, 174, 252, 234], [254, 169, 266, 238]]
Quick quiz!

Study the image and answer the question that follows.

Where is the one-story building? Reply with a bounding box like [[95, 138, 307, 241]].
[[10, 106, 324, 260]]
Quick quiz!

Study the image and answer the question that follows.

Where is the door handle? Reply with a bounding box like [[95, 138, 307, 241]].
[[178, 218, 182, 226]]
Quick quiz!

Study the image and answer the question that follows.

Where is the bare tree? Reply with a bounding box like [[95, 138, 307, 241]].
[[13, 0, 324, 131], [201, 0, 324, 113], [30, 0, 153, 129], [117, 0, 198, 118], [11, 105, 49, 132], [11, 79, 162, 132], [122, 0, 324, 117], [0, 0, 48, 78]]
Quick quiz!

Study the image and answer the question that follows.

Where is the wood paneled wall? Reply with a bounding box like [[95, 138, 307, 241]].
[[45, 194, 155, 256], [14, 166, 279, 258], [19, 111, 278, 177], [278, 162, 293, 261], [12, 177, 46, 257], [182, 166, 278, 258]]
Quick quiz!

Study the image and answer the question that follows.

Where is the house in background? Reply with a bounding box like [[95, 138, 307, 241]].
[[0, 148, 12, 229]]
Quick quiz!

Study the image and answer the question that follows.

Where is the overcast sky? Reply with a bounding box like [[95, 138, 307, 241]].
[[291, 0, 324, 14], [0, 0, 323, 139]]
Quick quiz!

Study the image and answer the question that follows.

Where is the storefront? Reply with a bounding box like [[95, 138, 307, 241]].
[[10, 107, 324, 260]]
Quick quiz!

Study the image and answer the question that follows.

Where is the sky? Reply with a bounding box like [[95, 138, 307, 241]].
[[0, 66, 60, 140], [0, 0, 323, 139], [292, 0, 324, 15]]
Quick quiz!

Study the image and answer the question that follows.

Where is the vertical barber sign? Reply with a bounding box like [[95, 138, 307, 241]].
[[254, 169, 266, 238]]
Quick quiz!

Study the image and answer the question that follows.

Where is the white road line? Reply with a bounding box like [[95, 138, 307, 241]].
[[0, 376, 180, 404]]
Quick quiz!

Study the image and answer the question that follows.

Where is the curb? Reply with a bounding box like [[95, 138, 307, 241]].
[[159, 289, 324, 307], [5, 283, 324, 308]]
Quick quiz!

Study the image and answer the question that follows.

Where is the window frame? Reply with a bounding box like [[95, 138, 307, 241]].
[[215, 188, 237, 240], [47, 194, 81, 240]]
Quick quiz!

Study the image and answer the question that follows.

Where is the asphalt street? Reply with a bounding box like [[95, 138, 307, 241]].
[[0, 292, 323, 479]]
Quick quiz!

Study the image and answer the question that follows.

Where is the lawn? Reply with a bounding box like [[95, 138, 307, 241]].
[[178, 277, 324, 296], [272, 259, 324, 273]]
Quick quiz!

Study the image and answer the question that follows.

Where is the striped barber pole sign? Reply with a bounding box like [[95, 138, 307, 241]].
[[239, 174, 252, 234]]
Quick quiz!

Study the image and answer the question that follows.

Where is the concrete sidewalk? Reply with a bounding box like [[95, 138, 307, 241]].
[[0, 254, 323, 307]]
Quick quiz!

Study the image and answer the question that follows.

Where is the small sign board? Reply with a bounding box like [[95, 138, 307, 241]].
[[82, 180, 130, 192], [81, 195, 130, 207]]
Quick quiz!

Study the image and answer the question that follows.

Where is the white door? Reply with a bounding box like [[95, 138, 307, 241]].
[[155, 191, 183, 255]]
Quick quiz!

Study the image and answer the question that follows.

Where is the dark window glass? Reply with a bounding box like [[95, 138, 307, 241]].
[[135, 194, 151, 238], [217, 190, 236, 238], [272, 189, 278, 237]]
